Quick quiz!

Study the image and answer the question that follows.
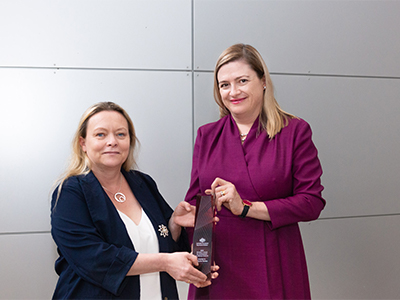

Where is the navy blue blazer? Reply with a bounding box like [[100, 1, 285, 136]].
[[51, 169, 190, 299]]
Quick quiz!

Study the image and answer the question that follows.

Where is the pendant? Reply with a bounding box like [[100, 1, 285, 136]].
[[114, 192, 126, 203]]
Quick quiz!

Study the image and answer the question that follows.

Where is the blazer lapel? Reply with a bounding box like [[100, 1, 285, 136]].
[[122, 170, 171, 252], [80, 172, 134, 249]]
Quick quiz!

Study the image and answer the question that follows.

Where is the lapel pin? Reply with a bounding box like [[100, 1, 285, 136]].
[[158, 224, 169, 238]]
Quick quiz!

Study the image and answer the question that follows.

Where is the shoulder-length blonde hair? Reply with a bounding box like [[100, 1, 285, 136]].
[[54, 102, 138, 201], [213, 43, 296, 139]]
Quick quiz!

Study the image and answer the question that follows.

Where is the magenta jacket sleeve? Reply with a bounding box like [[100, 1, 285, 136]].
[[265, 120, 325, 229]]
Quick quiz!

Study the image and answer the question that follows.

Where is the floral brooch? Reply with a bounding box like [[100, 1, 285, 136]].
[[158, 224, 169, 238]]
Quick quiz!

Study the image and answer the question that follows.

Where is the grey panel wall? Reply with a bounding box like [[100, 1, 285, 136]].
[[1, 0, 399, 299], [300, 217, 400, 299], [194, 0, 400, 77], [1, 0, 191, 69]]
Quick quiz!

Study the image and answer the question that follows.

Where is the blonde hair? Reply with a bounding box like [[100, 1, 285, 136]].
[[213, 43, 296, 139], [54, 102, 138, 202]]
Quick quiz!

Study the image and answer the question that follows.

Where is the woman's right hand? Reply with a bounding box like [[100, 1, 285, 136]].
[[165, 252, 209, 287], [127, 251, 218, 287]]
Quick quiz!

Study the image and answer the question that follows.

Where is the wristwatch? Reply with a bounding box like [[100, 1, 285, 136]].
[[239, 200, 252, 218]]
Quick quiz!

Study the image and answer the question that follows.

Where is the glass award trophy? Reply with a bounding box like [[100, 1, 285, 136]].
[[192, 194, 215, 279]]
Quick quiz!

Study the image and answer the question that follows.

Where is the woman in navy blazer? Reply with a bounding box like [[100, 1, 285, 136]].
[[51, 102, 216, 299]]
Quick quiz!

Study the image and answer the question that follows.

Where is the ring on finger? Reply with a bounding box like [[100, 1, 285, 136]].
[[220, 190, 225, 196]]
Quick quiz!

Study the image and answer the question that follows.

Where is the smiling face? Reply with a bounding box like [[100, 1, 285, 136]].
[[217, 59, 266, 123], [79, 110, 130, 174]]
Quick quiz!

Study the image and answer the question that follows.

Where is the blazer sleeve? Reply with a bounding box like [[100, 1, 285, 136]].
[[265, 120, 326, 229], [51, 177, 137, 296]]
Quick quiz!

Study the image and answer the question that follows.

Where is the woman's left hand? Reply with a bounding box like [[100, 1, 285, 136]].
[[193, 263, 220, 288], [207, 177, 244, 216], [171, 201, 196, 227]]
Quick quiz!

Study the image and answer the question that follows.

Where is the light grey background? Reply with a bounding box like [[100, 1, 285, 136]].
[[1, 1, 399, 299]]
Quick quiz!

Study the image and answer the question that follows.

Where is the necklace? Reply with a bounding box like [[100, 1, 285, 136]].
[[240, 133, 248, 142], [102, 174, 126, 203]]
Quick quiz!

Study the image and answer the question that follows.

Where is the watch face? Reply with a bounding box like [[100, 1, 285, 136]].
[[243, 200, 252, 206]]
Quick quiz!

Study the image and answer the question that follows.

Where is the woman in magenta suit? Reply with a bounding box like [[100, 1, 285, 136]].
[[185, 44, 326, 299]]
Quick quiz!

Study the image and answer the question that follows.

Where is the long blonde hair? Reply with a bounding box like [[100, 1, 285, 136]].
[[213, 43, 296, 139], [54, 102, 138, 202]]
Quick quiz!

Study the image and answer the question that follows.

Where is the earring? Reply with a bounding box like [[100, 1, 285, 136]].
[[263, 86, 266, 90]]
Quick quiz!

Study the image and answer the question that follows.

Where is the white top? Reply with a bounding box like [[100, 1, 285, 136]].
[[118, 209, 162, 300]]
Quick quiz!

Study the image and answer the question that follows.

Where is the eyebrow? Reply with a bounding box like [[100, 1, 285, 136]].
[[92, 126, 128, 131], [219, 74, 250, 82], [221, 74, 250, 81]]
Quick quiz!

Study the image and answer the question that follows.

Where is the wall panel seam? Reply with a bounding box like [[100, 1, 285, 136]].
[[193, 70, 400, 80], [191, 0, 195, 146], [318, 213, 400, 221], [0, 231, 51, 236], [0, 66, 191, 73], [2, 66, 399, 80]]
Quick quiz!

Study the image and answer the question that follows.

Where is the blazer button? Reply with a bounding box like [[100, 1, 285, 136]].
[[164, 297, 168, 300]]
